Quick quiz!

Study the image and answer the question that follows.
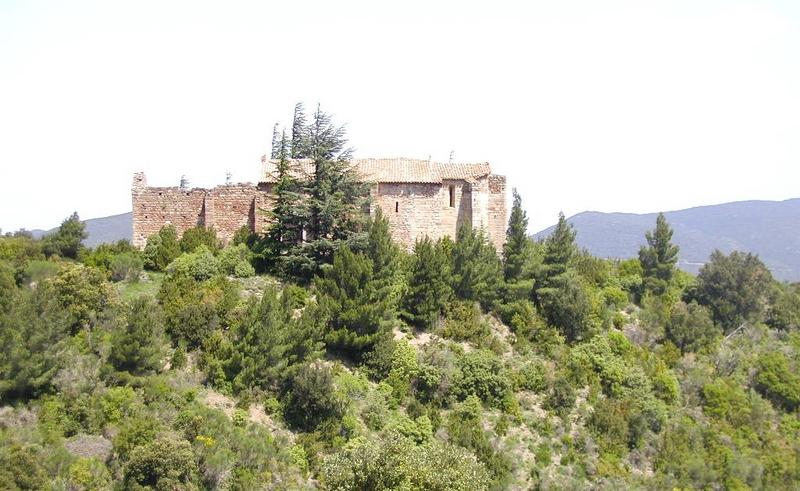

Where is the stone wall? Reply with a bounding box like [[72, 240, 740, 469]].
[[133, 171, 507, 252], [131, 173, 270, 248]]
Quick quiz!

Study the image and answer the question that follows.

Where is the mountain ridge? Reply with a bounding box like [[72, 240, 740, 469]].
[[534, 198, 800, 281]]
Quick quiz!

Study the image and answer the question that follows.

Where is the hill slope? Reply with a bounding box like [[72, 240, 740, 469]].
[[32, 212, 132, 248], [534, 198, 800, 281]]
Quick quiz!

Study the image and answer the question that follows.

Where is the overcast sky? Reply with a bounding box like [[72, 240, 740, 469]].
[[1, 0, 798, 233]]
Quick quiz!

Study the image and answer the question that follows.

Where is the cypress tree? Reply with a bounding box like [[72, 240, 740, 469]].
[[503, 189, 530, 282], [269, 122, 280, 159], [402, 237, 453, 330], [109, 297, 164, 374], [537, 212, 576, 290], [638, 213, 679, 295]]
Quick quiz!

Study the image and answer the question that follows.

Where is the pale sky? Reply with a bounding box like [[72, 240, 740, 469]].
[[1, 0, 798, 233]]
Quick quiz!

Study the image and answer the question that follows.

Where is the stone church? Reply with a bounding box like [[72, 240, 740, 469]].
[[132, 157, 507, 251]]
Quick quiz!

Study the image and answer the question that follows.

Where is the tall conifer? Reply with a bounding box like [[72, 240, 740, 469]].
[[638, 213, 679, 295], [503, 188, 530, 282]]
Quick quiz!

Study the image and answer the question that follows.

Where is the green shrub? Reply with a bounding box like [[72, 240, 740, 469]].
[[124, 437, 198, 488], [441, 300, 490, 343], [110, 252, 143, 282], [143, 225, 181, 271], [453, 349, 512, 408], [282, 363, 345, 432], [218, 243, 255, 277], [166, 245, 220, 280]]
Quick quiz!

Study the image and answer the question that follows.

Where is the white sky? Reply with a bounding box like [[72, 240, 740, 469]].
[[1, 0, 798, 233]]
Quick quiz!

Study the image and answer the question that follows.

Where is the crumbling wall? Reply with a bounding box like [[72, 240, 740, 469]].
[[131, 173, 270, 248]]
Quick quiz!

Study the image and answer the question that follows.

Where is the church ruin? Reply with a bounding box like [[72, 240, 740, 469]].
[[132, 157, 507, 251]]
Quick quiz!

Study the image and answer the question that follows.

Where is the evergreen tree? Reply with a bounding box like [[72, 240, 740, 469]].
[[316, 245, 393, 360], [503, 189, 530, 282], [365, 207, 401, 281], [143, 226, 181, 271], [537, 212, 576, 291], [179, 226, 219, 254], [42, 212, 87, 259], [691, 250, 773, 331], [290, 102, 307, 159], [452, 225, 503, 309], [638, 213, 679, 295], [109, 297, 165, 374], [402, 237, 452, 330], [299, 105, 370, 278], [534, 213, 590, 341], [269, 122, 280, 159], [263, 131, 310, 276]]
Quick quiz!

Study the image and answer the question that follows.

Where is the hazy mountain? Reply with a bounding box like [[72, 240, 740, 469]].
[[32, 212, 132, 248], [533, 198, 800, 282]]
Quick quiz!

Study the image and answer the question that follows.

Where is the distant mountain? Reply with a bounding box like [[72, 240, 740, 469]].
[[533, 199, 800, 282], [32, 212, 132, 248]]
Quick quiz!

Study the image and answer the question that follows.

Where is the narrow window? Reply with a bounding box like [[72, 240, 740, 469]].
[[395, 201, 399, 213], [448, 185, 455, 207]]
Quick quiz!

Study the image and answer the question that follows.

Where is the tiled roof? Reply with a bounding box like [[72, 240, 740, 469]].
[[261, 157, 491, 184]]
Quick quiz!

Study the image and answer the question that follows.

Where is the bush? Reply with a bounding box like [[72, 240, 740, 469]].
[[218, 243, 255, 277], [441, 300, 491, 344], [755, 352, 800, 412], [166, 245, 220, 280], [110, 252, 143, 282], [124, 437, 198, 488], [143, 225, 181, 271], [453, 349, 512, 408], [179, 226, 220, 253], [282, 363, 345, 432]]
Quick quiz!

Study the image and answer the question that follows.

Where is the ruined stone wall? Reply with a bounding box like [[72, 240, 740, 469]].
[[487, 175, 507, 252], [133, 172, 506, 252], [131, 173, 270, 248]]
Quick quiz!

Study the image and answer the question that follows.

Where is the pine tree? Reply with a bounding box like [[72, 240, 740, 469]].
[[503, 189, 530, 282], [365, 207, 400, 280], [538, 212, 576, 289], [452, 225, 503, 309], [300, 105, 370, 278], [402, 237, 453, 330], [534, 213, 590, 341], [290, 102, 307, 159], [270, 122, 281, 159], [316, 245, 393, 360], [638, 213, 679, 295], [263, 131, 310, 276], [109, 297, 164, 374]]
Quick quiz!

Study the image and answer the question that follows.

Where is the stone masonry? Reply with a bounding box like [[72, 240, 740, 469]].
[[132, 157, 507, 251]]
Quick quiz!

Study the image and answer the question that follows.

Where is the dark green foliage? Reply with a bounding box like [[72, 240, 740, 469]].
[[223, 287, 322, 392], [365, 207, 401, 282], [441, 299, 491, 343], [535, 213, 592, 341], [665, 301, 721, 354], [0, 260, 15, 314], [638, 213, 679, 295], [124, 437, 198, 489], [263, 130, 309, 276], [692, 250, 774, 331], [42, 212, 86, 259], [143, 225, 181, 271], [283, 363, 345, 431], [538, 270, 592, 342], [0, 284, 72, 399], [754, 352, 800, 412], [767, 282, 800, 330], [316, 245, 392, 359], [453, 350, 512, 407], [290, 102, 307, 159], [451, 225, 503, 309], [179, 225, 220, 253], [503, 188, 530, 282], [402, 237, 452, 330], [109, 296, 165, 374]]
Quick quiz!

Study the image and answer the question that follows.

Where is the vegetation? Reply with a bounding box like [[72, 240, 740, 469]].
[[2, 127, 800, 490]]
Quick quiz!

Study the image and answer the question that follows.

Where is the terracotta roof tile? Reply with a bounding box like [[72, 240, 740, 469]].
[[261, 157, 491, 184]]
